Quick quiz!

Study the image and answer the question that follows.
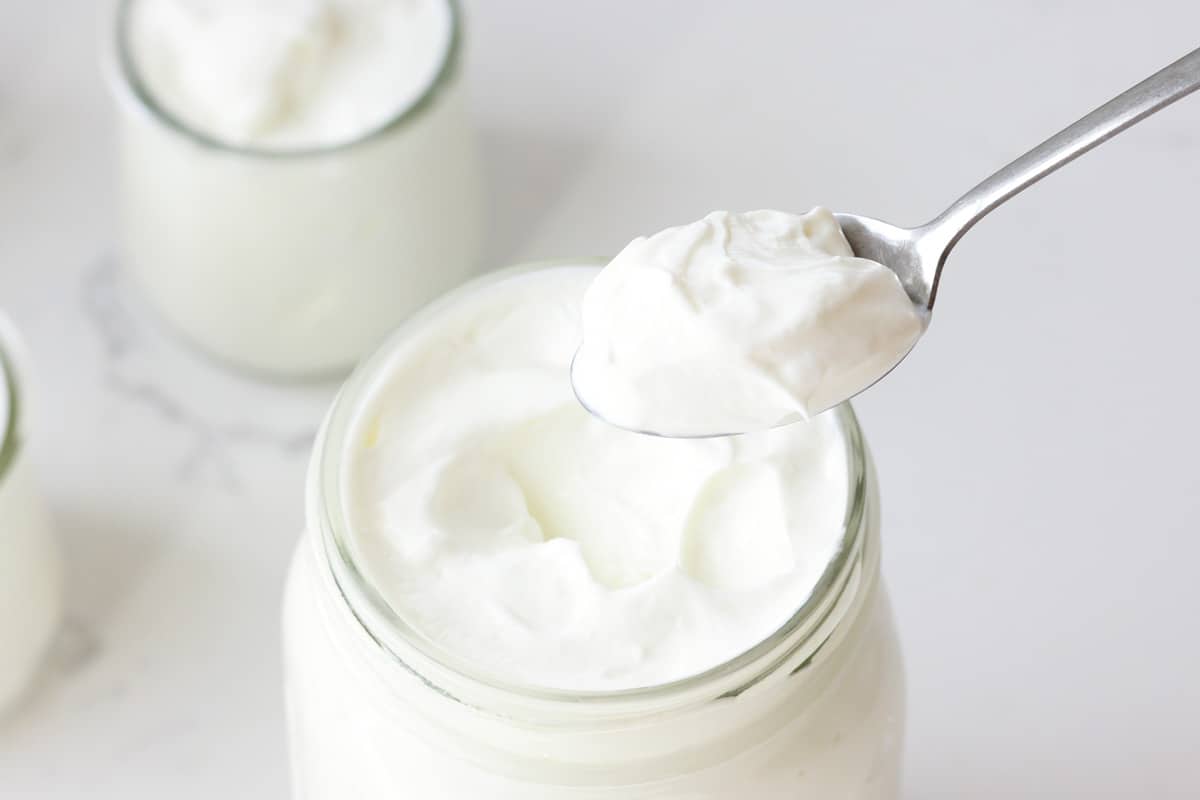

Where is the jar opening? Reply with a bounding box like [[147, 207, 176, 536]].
[[310, 262, 874, 713], [107, 0, 464, 159]]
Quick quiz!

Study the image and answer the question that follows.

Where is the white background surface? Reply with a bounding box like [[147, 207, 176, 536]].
[[2, 1, 1199, 797]]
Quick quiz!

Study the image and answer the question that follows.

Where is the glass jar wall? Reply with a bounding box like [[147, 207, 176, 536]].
[[282, 264, 906, 798], [0, 317, 61, 712]]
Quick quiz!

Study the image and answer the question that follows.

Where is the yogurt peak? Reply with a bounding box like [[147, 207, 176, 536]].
[[572, 208, 927, 437]]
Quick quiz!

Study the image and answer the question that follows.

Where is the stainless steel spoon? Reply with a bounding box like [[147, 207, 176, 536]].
[[574, 46, 1200, 439], [837, 46, 1200, 311]]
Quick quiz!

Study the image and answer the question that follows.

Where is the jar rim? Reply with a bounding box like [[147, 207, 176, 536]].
[[309, 260, 874, 714], [106, 0, 463, 159]]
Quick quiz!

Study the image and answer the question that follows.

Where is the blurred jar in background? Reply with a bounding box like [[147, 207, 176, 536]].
[[106, 0, 483, 378], [0, 316, 61, 713]]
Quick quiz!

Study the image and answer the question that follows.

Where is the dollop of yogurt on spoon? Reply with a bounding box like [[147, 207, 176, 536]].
[[572, 208, 927, 437]]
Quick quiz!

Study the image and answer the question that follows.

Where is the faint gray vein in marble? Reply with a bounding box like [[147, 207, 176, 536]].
[[80, 258, 322, 491]]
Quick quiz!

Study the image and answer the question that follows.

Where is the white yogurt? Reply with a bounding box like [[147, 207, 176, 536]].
[[573, 209, 926, 437], [341, 266, 850, 690], [0, 318, 61, 713], [126, 0, 452, 149], [283, 264, 905, 797], [111, 0, 483, 376]]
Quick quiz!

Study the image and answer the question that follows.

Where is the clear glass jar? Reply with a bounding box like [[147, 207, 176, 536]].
[[105, 0, 484, 378], [282, 263, 906, 798], [0, 317, 60, 712]]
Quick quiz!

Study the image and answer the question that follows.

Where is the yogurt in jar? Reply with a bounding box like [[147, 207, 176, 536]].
[[125, 0, 453, 149], [110, 0, 483, 376], [283, 264, 905, 798], [0, 318, 61, 712]]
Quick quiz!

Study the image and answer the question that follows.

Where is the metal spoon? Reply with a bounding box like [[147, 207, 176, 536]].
[[575, 47, 1200, 439], [837, 46, 1200, 311]]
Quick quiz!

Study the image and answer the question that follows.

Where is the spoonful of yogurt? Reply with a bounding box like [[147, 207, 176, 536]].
[[572, 46, 1200, 438]]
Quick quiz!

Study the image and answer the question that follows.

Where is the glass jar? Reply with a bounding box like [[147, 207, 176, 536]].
[[105, 0, 484, 378], [0, 317, 60, 712], [282, 263, 906, 798]]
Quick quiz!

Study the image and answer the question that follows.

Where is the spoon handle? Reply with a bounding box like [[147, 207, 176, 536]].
[[927, 46, 1200, 254]]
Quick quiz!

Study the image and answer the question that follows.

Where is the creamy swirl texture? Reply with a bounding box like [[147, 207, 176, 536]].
[[573, 208, 926, 437], [342, 267, 852, 691]]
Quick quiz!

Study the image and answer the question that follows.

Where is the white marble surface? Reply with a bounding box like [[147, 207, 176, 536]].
[[2, 1, 1200, 797]]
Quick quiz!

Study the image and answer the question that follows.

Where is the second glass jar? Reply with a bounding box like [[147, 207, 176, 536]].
[[0, 316, 60, 713], [107, 0, 484, 377]]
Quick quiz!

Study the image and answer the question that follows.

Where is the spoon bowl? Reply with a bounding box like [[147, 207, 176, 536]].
[[833, 214, 942, 309]]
